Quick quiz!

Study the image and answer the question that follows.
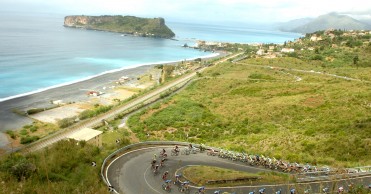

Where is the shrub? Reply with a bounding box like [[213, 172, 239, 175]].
[[29, 126, 38, 133], [19, 129, 28, 136], [26, 108, 45, 115], [79, 110, 95, 120], [58, 117, 76, 128], [311, 54, 323, 61], [6, 130, 17, 139], [20, 136, 40, 144]]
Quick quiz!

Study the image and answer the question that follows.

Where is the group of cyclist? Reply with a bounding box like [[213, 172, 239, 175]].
[[153, 145, 370, 194]]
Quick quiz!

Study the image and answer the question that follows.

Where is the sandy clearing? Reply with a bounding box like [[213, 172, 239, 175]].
[[29, 104, 85, 123]]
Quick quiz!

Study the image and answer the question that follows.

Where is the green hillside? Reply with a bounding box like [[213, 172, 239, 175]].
[[127, 32, 371, 167]]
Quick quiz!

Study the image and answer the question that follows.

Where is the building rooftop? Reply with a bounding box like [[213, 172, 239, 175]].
[[67, 128, 103, 141]]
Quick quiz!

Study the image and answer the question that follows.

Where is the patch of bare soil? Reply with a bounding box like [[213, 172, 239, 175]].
[[302, 96, 324, 107], [140, 101, 173, 121]]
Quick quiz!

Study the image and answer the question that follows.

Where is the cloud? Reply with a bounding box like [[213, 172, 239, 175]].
[[2, 0, 371, 23]]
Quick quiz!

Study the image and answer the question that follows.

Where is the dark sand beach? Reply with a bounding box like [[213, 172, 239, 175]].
[[0, 65, 154, 148], [0, 52, 223, 150]]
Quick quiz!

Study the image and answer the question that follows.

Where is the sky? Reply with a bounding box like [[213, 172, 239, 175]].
[[1, 0, 371, 23]]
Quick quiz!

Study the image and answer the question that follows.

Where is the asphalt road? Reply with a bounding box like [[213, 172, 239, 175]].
[[106, 146, 370, 194]]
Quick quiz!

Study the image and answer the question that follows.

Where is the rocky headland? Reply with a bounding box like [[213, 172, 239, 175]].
[[64, 15, 175, 38]]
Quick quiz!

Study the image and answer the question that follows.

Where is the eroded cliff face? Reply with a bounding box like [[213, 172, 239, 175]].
[[63, 15, 175, 38], [64, 16, 90, 27]]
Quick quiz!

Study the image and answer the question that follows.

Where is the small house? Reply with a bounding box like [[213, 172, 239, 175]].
[[67, 128, 103, 147], [281, 48, 295, 53]]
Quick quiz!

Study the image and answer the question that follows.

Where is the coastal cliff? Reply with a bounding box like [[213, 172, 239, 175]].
[[64, 15, 175, 38]]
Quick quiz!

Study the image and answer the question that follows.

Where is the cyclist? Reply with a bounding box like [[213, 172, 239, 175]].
[[153, 164, 159, 174], [259, 188, 266, 194], [160, 158, 166, 167], [163, 179, 171, 191], [161, 148, 166, 155], [179, 181, 190, 192], [153, 153, 157, 161], [174, 173, 182, 184], [174, 145, 180, 154], [290, 188, 296, 194], [198, 186, 205, 193], [162, 171, 168, 180], [200, 143, 206, 151], [338, 186, 344, 193], [322, 187, 329, 193]]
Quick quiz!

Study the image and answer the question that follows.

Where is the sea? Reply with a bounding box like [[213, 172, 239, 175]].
[[0, 12, 301, 101]]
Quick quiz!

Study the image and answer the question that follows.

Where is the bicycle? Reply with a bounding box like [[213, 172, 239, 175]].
[[181, 147, 191, 155], [162, 180, 172, 192], [171, 149, 179, 156], [178, 185, 190, 193], [195, 186, 205, 194]]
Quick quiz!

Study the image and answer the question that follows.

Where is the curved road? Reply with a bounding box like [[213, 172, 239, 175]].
[[105, 145, 370, 194]]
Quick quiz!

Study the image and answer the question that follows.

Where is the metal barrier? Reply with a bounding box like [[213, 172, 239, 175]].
[[100, 141, 200, 193], [101, 141, 371, 192]]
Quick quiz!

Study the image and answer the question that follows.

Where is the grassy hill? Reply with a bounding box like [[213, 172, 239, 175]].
[[127, 37, 371, 167]]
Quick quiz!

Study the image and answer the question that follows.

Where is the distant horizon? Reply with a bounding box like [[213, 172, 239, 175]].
[[1, 0, 370, 24]]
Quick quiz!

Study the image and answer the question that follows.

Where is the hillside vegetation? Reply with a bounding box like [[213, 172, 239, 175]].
[[128, 32, 371, 167], [0, 127, 132, 193]]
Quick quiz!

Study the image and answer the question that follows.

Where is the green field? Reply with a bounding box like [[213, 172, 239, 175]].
[[182, 165, 292, 186], [128, 58, 371, 167]]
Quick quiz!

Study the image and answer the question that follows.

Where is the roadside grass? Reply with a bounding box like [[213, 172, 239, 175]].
[[0, 140, 109, 193], [127, 59, 371, 167], [182, 165, 292, 187], [6, 121, 59, 145]]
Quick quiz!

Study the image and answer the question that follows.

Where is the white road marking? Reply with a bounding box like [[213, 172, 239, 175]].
[[105, 144, 371, 193], [143, 165, 162, 194]]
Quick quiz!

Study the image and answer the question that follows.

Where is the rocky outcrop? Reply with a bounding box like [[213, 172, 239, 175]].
[[64, 15, 175, 39]]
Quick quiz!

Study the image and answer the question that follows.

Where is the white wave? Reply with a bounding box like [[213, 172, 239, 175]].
[[0, 53, 220, 103]]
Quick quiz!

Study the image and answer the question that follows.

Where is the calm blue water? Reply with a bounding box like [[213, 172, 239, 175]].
[[168, 22, 301, 43], [0, 12, 301, 101]]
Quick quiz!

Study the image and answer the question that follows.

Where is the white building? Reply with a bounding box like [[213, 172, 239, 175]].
[[67, 128, 103, 147], [281, 48, 295, 53], [256, 49, 265, 55]]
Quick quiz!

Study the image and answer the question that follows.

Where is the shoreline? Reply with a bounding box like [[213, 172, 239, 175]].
[[0, 52, 223, 149], [0, 52, 220, 103]]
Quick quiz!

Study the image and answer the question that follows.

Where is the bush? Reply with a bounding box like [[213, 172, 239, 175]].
[[6, 130, 17, 139], [311, 54, 323, 61], [58, 117, 76, 128], [0, 155, 36, 181], [20, 136, 40, 144], [29, 126, 38, 133], [26, 108, 45, 115], [19, 129, 28, 136], [79, 110, 95, 120]]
